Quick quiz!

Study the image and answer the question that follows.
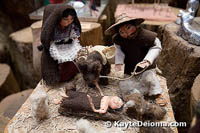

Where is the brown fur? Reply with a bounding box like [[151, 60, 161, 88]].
[[77, 51, 111, 86], [124, 93, 166, 120], [60, 91, 101, 112]]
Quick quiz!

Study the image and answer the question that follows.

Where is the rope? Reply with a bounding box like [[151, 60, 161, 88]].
[[99, 74, 134, 81], [100, 62, 148, 81]]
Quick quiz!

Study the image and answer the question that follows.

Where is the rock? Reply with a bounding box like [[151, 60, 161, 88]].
[[0, 64, 20, 101], [191, 74, 200, 117], [9, 27, 39, 90], [157, 21, 200, 131], [0, 89, 33, 119]]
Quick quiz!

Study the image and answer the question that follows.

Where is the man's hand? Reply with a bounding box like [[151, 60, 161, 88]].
[[132, 60, 151, 75], [137, 60, 151, 69]]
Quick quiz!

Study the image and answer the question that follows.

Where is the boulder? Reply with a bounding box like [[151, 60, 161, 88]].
[[157, 19, 200, 131], [0, 64, 20, 100]]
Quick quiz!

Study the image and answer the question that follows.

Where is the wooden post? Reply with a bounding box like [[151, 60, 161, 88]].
[[9, 27, 39, 89], [80, 22, 104, 46], [31, 20, 42, 79], [0, 64, 20, 100]]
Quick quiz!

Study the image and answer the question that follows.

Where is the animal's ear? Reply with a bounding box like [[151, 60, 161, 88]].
[[77, 59, 87, 72]]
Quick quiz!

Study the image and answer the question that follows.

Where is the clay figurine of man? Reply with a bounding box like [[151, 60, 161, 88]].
[[105, 13, 166, 106]]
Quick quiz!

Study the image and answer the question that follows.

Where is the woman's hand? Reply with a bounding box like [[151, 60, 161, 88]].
[[115, 64, 123, 71]]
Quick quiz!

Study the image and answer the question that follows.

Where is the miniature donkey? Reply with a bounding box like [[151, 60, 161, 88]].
[[77, 50, 111, 96]]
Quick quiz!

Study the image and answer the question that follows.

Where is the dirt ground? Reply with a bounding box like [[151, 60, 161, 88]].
[[5, 73, 176, 133]]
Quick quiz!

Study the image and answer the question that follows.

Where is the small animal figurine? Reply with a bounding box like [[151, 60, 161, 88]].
[[77, 47, 111, 96], [29, 87, 49, 123], [123, 93, 166, 120]]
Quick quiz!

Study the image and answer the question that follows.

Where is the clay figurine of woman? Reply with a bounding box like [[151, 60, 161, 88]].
[[40, 4, 82, 85]]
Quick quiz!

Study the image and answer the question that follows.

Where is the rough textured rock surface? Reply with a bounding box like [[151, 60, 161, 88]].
[[0, 64, 20, 101], [190, 74, 200, 117], [157, 21, 200, 132], [9, 28, 39, 90]]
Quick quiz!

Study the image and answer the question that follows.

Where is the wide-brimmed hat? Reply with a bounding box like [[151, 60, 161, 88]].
[[105, 13, 145, 35]]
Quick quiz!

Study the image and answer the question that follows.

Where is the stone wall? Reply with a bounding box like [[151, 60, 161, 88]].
[[157, 20, 200, 132], [190, 74, 200, 117]]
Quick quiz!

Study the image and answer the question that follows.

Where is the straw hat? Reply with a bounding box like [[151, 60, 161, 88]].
[[105, 13, 145, 35]]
